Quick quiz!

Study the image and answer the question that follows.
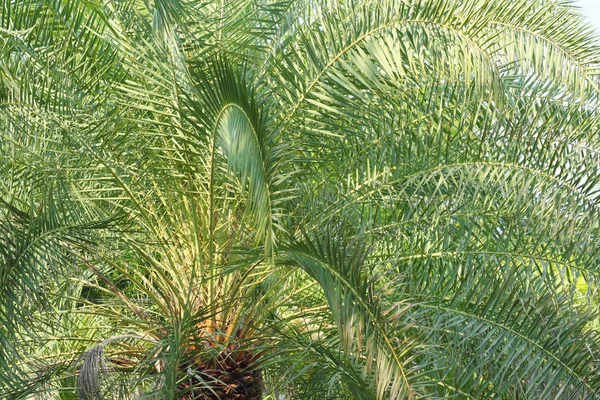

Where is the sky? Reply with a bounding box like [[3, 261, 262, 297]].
[[573, 0, 600, 37]]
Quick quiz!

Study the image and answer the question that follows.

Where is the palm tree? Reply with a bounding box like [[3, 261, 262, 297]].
[[2, 0, 600, 398]]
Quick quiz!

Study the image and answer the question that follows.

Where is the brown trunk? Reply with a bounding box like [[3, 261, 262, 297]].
[[179, 347, 262, 400]]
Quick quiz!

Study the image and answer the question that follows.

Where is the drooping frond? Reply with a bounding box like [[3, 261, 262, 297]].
[[278, 228, 419, 400]]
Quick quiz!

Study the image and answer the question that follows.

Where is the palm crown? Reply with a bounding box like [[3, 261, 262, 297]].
[[2, 0, 600, 399]]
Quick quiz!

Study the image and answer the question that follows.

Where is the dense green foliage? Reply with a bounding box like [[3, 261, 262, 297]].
[[2, 0, 600, 398]]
